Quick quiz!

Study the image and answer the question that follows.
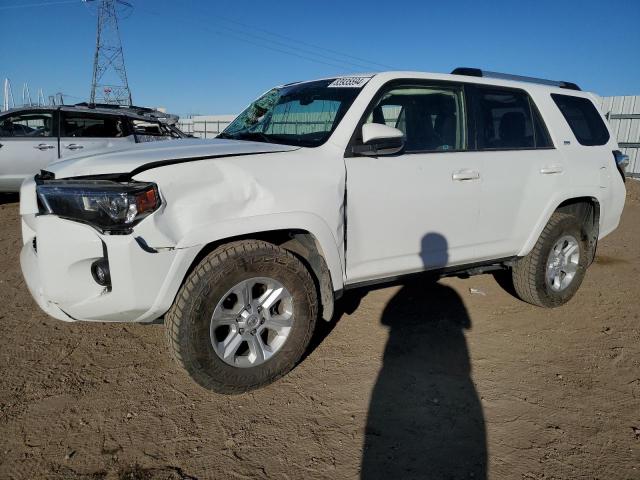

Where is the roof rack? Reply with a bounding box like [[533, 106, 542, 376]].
[[72, 103, 179, 124], [451, 67, 581, 91], [74, 102, 158, 113]]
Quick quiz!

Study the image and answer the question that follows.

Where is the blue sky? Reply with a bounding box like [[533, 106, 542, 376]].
[[1, 0, 639, 116]]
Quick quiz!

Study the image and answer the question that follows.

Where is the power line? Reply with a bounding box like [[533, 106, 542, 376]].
[[137, 5, 392, 73], [213, 14, 395, 70], [2, 0, 394, 72], [0, 0, 78, 11], [204, 22, 380, 72]]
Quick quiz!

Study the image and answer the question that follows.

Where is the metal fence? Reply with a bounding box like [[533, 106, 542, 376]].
[[600, 96, 640, 178], [177, 118, 232, 138]]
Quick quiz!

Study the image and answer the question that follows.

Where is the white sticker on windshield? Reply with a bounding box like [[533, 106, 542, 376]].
[[327, 77, 371, 88]]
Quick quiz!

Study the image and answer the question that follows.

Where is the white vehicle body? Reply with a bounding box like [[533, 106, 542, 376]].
[[19, 71, 626, 326]]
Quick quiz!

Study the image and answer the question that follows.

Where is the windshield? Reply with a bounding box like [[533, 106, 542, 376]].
[[219, 79, 365, 147]]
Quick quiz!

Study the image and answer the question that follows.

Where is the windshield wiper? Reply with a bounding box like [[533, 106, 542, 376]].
[[216, 132, 233, 139], [233, 131, 272, 143]]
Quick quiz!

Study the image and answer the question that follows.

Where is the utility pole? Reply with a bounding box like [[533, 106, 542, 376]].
[[87, 0, 133, 105]]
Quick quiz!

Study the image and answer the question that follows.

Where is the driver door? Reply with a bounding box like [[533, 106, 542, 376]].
[[344, 83, 482, 284], [0, 109, 58, 192]]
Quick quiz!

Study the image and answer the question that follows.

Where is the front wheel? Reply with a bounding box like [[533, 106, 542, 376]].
[[165, 240, 318, 394], [512, 212, 589, 308]]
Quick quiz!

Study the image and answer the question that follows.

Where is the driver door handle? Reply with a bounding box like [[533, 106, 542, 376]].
[[65, 143, 84, 151], [452, 170, 481, 181], [34, 143, 55, 151], [540, 165, 563, 174]]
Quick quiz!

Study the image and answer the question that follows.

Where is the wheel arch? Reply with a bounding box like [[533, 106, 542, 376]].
[[176, 216, 344, 322], [519, 194, 601, 260]]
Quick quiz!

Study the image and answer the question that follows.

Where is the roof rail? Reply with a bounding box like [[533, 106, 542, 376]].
[[451, 67, 581, 91], [74, 102, 157, 113]]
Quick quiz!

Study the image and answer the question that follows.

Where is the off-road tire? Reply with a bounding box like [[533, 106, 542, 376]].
[[512, 212, 589, 308], [165, 240, 318, 394]]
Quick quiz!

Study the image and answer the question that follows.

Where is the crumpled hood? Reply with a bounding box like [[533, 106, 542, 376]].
[[46, 138, 300, 178]]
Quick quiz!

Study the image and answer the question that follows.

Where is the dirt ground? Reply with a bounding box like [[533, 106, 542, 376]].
[[0, 183, 639, 480]]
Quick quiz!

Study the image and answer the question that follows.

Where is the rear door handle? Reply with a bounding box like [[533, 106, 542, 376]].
[[540, 165, 563, 174], [34, 143, 55, 151], [452, 170, 480, 181], [65, 143, 84, 151]]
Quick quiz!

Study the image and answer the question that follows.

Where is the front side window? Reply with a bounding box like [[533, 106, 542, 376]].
[[0, 112, 54, 137], [62, 113, 125, 138], [551, 94, 609, 146], [220, 79, 363, 147], [365, 85, 466, 152]]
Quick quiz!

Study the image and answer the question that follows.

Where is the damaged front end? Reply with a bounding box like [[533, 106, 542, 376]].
[[19, 173, 200, 323], [34, 174, 161, 235]]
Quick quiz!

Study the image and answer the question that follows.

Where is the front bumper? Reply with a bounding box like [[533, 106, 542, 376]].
[[20, 212, 200, 323]]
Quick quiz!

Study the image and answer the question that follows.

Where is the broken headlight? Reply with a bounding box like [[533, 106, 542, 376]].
[[36, 180, 161, 233]]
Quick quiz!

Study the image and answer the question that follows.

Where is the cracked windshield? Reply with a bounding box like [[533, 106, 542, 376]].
[[219, 79, 363, 147]]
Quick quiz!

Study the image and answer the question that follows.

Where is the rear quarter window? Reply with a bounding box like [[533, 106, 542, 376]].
[[551, 94, 610, 146]]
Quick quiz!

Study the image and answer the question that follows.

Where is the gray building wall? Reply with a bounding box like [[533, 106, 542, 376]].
[[178, 114, 236, 138], [599, 96, 640, 177]]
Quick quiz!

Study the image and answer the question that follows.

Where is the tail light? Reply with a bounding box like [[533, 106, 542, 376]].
[[613, 150, 629, 182]]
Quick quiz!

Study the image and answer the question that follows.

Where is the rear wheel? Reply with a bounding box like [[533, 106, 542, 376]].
[[512, 212, 589, 307], [165, 240, 318, 394]]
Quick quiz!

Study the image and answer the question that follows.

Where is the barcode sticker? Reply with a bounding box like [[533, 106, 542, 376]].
[[327, 77, 371, 88]]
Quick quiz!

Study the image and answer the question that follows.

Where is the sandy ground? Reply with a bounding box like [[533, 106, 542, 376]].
[[0, 184, 639, 480]]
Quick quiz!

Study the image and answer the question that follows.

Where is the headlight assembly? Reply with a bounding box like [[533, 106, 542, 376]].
[[36, 179, 161, 233]]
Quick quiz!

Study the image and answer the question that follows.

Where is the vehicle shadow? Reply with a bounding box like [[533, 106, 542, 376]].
[[0, 193, 19, 205], [360, 233, 487, 479], [302, 289, 367, 362]]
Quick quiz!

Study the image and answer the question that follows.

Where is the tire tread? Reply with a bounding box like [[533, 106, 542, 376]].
[[165, 240, 317, 394], [512, 212, 581, 308]]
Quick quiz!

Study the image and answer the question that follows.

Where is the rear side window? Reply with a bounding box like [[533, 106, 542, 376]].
[[551, 94, 609, 146], [132, 119, 179, 142], [62, 113, 125, 138], [474, 88, 552, 150]]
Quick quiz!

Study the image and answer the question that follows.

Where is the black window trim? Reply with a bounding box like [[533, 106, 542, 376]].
[[467, 84, 555, 152], [550, 93, 610, 147], [346, 79, 556, 157]]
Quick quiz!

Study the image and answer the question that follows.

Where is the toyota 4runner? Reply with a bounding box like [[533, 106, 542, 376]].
[[19, 69, 628, 393]]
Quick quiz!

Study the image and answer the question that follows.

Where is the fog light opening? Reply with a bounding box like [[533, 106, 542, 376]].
[[91, 259, 111, 289]]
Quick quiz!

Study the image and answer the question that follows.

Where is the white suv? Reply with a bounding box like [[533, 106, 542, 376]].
[[19, 69, 627, 393]]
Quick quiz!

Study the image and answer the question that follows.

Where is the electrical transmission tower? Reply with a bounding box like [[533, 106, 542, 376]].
[[87, 0, 133, 105]]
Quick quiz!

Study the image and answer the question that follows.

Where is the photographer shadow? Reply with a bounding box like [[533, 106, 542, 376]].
[[361, 233, 487, 479]]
